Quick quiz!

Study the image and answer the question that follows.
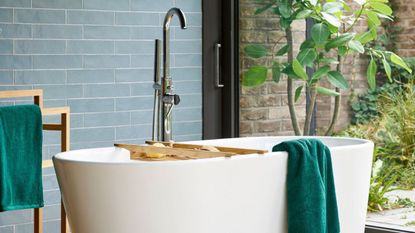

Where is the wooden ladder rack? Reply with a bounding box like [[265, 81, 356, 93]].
[[0, 89, 70, 233]]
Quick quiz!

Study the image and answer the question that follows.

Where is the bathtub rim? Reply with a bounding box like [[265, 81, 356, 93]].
[[53, 136, 373, 166]]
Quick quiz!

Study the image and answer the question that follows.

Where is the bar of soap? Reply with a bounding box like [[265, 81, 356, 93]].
[[152, 143, 166, 147], [145, 143, 166, 158]]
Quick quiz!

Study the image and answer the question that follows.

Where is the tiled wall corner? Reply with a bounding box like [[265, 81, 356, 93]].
[[0, 0, 202, 232]]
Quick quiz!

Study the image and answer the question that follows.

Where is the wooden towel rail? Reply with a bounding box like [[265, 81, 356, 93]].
[[0, 90, 70, 233]]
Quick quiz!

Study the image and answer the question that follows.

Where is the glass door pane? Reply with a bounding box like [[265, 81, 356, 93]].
[[238, 1, 415, 233]]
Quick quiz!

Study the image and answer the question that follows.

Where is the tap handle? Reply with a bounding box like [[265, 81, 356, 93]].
[[162, 94, 180, 105], [173, 94, 180, 105]]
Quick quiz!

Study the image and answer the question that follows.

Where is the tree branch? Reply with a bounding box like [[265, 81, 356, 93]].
[[325, 88, 341, 136], [303, 84, 317, 136], [285, 24, 301, 136], [325, 54, 342, 136], [345, 3, 366, 33]]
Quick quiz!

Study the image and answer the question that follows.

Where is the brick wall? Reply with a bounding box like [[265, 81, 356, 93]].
[[395, 0, 415, 57], [239, 1, 372, 136], [0, 0, 202, 232], [239, 0, 306, 136]]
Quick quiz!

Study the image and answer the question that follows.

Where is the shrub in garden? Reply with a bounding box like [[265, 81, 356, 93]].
[[342, 81, 415, 211]]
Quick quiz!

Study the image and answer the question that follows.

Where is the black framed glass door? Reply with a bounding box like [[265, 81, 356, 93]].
[[202, 0, 239, 139]]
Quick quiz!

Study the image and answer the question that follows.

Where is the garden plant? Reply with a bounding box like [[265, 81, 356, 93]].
[[342, 78, 415, 211], [242, 0, 412, 136]]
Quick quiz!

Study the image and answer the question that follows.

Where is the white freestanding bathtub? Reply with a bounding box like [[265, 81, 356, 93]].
[[53, 136, 373, 233]]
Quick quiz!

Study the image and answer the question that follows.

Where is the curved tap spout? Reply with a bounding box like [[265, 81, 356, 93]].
[[163, 8, 187, 80], [161, 7, 187, 142], [163, 8, 187, 30]]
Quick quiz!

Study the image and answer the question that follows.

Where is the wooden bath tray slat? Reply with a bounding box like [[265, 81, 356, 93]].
[[115, 143, 236, 160], [145, 141, 268, 155], [115, 142, 268, 161]]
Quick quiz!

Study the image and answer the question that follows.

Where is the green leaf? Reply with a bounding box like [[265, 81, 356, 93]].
[[242, 66, 268, 87], [272, 62, 281, 83], [327, 71, 349, 89], [279, 1, 291, 18], [382, 59, 392, 82], [325, 33, 354, 51], [309, 0, 318, 6], [276, 44, 290, 56], [367, 59, 377, 90], [244, 44, 267, 58], [355, 29, 376, 44], [296, 48, 317, 66], [370, 2, 393, 16], [280, 17, 292, 29], [338, 46, 348, 56], [282, 64, 299, 79], [390, 53, 412, 73], [376, 12, 393, 21], [312, 65, 331, 80], [323, 2, 343, 14], [369, 25, 378, 40], [327, 23, 339, 33], [296, 9, 313, 19], [322, 12, 341, 28], [316, 86, 340, 96], [255, 3, 273, 15], [272, 6, 281, 15], [311, 23, 331, 44], [292, 59, 308, 81], [348, 40, 365, 53], [342, 1, 351, 11], [367, 11, 381, 26], [300, 39, 315, 50], [295, 86, 303, 102], [371, 50, 382, 57], [319, 57, 340, 64]]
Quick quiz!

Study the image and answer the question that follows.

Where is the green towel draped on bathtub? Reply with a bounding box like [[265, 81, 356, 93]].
[[0, 105, 44, 211], [272, 139, 340, 233]]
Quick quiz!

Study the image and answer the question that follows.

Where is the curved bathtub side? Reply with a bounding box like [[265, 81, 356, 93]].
[[191, 136, 374, 232], [331, 141, 374, 233], [53, 153, 289, 233], [53, 137, 374, 233]]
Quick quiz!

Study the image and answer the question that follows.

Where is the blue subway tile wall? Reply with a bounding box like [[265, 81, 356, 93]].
[[0, 0, 202, 232]]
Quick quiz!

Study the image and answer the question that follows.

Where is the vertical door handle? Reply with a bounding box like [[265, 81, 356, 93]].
[[215, 43, 224, 88]]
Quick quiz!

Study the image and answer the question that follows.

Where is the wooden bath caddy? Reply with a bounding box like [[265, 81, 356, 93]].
[[115, 141, 268, 161]]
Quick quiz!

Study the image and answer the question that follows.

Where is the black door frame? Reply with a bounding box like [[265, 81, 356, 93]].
[[202, 0, 239, 139], [366, 225, 413, 233]]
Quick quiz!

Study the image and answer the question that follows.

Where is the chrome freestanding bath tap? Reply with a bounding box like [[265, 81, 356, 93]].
[[152, 8, 187, 142]]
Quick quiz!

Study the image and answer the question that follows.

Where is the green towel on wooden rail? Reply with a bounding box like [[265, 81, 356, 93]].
[[273, 139, 340, 233], [0, 105, 44, 212]]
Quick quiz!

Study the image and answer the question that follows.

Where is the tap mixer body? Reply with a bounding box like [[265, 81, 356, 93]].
[[152, 8, 187, 142]]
